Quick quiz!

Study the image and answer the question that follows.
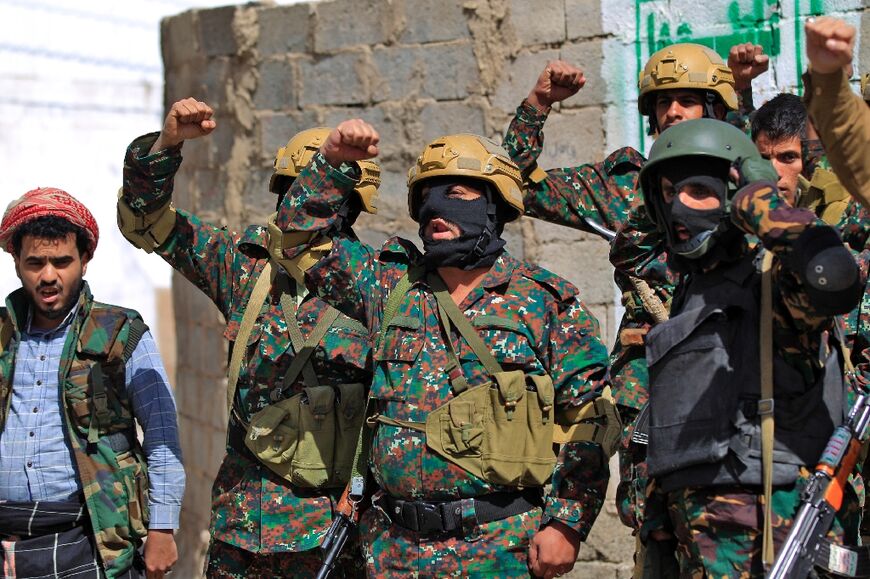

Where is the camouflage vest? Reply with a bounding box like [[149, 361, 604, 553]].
[[0, 283, 149, 579]]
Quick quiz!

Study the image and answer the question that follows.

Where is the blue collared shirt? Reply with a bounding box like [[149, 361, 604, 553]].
[[0, 306, 185, 529]]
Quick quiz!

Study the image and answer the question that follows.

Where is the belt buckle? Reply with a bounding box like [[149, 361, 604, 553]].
[[415, 501, 445, 535]]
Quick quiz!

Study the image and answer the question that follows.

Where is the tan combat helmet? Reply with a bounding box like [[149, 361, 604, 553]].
[[407, 134, 524, 222], [861, 73, 870, 103], [270, 127, 380, 214], [638, 43, 738, 116]]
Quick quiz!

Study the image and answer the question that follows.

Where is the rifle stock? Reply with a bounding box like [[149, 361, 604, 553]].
[[315, 486, 359, 579], [768, 394, 870, 578]]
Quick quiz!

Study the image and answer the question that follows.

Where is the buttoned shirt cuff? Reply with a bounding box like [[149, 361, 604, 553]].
[[543, 497, 592, 541], [147, 504, 181, 530], [516, 99, 550, 126], [124, 132, 184, 211]]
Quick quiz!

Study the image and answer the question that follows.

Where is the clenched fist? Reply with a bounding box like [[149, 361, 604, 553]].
[[150, 98, 216, 154], [728, 43, 769, 91], [806, 17, 855, 75], [320, 119, 380, 167], [528, 61, 586, 112]]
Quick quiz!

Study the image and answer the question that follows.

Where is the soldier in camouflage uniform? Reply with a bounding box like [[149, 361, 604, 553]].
[[274, 118, 619, 578], [119, 99, 377, 578], [501, 43, 765, 576], [638, 118, 863, 578]]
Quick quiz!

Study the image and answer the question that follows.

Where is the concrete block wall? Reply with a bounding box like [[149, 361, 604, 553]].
[[160, 0, 868, 576]]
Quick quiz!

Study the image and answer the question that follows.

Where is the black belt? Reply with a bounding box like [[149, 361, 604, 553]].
[[377, 490, 542, 536]]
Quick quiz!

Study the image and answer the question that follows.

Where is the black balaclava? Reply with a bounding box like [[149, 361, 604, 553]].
[[417, 178, 505, 270], [655, 157, 742, 271]]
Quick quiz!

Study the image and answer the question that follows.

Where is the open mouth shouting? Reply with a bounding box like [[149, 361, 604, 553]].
[[673, 223, 691, 243], [37, 284, 62, 308], [424, 218, 461, 241]]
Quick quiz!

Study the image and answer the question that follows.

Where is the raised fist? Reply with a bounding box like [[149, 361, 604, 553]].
[[320, 119, 380, 167], [528, 61, 586, 111], [728, 43, 769, 90], [805, 17, 855, 75], [151, 98, 216, 153]]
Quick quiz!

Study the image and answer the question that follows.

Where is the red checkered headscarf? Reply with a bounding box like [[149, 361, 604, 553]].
[[0, 188, 99, 255]]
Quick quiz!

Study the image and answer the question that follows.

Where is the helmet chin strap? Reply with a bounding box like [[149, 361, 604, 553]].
[[467, 187, 499, 260]]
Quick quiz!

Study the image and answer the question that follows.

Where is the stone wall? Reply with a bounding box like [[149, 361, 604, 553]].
[[160, 0, 868, 576]]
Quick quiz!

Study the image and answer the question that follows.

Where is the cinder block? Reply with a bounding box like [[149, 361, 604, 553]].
[[535, 106, 606, 168], [560, 39, 607, 107], [533, 236, 613, 305], [861, 11, 870, 76], [510, 0, 566, 46], [566, 0, 603, 40], [312, 0, 391, 53], [199, 57, 231, 113], [299, 53, 368, 107], [420, 100, 486, 143], [161, 11, 199, 70], [258, 110, 323, 164], [492, 49, 560, 112], [198, 6, 238, 57], [253, 59, 297, 111], [372, 43, 480, 102], [399, 0, 470, 43], [164, 60, 209, 107], [257, 4, 311, 56], [243, 168, 277, 220]]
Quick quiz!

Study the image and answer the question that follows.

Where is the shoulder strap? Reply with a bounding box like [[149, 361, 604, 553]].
[[227, 260, 274, 415], [760, 250, 776, 569], [122, 318, 147, 364], [279, 295, 341, 394], [427, 272, 503, 377], [375, 266, 424, 354]]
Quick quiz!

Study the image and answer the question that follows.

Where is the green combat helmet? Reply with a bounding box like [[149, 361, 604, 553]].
[[641, 118, 776, 257]]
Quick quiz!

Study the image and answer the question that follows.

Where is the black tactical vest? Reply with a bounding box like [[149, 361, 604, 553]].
[[645, 251, 846, 492]]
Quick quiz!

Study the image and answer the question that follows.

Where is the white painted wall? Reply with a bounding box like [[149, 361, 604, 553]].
[[0, 0, 306, 338]]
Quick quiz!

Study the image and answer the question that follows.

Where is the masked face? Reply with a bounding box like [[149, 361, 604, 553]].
[[656, 159, 729, 259], [417, 179, 505, 270]]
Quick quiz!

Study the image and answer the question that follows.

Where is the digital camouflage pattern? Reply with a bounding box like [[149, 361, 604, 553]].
[[122, 133, 372, 570], [638, 182, 865, 575], [0, 283, 150, 578], [206, 524, 364, 578], [275, 150, 611, 576], [359, 504, 543, 577], [502, 101, 676, 534]]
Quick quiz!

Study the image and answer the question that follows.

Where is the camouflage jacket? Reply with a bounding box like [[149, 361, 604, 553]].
[[502, 100, 677, 414], [122, 133, 372, 554], [0, 284, 149, 578], [274, 151, 611, 540]]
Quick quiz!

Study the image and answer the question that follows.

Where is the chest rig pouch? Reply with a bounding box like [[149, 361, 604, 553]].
[[374, 270, 616, 489], [233, 262, 367, 488]]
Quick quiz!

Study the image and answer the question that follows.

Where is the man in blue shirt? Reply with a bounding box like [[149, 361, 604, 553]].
[[0, 187, 184, 579]]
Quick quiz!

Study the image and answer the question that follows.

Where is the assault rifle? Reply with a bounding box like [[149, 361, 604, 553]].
[[315, 485, 359, 579], [768, 393, 870, 578]]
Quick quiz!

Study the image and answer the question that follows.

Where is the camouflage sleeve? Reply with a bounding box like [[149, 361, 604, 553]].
[[275, 151, 386, 327], [609, 203, 670, 284], [502, 100, 643, 233], [544, 297, 610, 540], [731, 181, 860, 329], [725, 87, 755, 135], [839, 199, 870, 252], [123, 133, 239, 316]]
